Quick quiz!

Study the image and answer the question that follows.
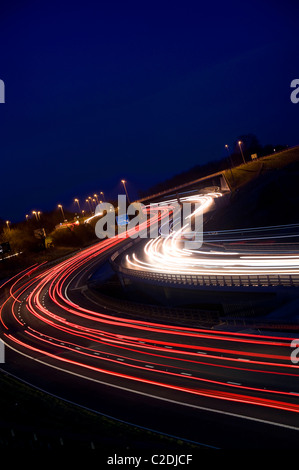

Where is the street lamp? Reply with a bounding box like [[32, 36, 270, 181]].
[[25, 214, 29, 222], [94, 194, 99, 205], [88, 196, 95, 209], [121, 179, 130, 204], [225, 144, 235, 183], [6, 220, 10, 230], [238, 140, 246, 164], [58, 204, 65, 222], [100, 191, 105, 201], [86, 199, 93, 215], [32, 211, 38, 221], [37, 211, 42, 220], [74, 198, 81, 212]]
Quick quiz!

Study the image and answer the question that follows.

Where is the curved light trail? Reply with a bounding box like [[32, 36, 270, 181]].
[[125, 194, 299, 277], [1, 191, 299, 438]]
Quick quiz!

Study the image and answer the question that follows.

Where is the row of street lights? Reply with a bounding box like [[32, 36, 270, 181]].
[[22, 181, 129, 225], [24, 211, 42, 223], [6, 209, 42, 230], [22, 152, 245, 227], [71, 182, 129, 219], [58, 190, 108, 222]]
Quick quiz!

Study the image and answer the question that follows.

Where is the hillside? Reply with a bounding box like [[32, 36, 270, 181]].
[[224, 146, 299, 190], [208, 146, 299, 230]]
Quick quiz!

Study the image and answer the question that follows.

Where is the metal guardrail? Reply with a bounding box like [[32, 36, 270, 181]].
[[114, 264, 299, 288], [137, 171, 226, 203]]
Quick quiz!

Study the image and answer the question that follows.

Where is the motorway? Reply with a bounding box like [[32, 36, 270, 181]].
[[1, 193, 299, 449]]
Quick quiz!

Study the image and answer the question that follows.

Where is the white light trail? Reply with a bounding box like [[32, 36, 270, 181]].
[[125, 192, 299, 276]]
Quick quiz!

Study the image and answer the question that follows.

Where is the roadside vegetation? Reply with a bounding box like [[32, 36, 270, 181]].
[[209, 146, 299, 230], [224, 145, 299, 190], [0, 214, 100, 281]]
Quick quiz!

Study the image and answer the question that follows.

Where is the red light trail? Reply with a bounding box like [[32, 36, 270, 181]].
[[1, 195, 299, 429]]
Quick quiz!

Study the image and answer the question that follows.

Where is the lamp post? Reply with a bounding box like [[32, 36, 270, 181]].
[[225, 144, 230, 159], [225, 144, 235, 183], [121, 179, 130, 204], [58, 204, 65, 222], [6, 220, 10, 230], [88, 196, 94, 210], [32, 211, 38, 221], [238, 140, 246, 164], [74, 198, 81, 213], [89, 196, 96, 211], [100, 191, 105, 201], [86, 199, 93, 215]]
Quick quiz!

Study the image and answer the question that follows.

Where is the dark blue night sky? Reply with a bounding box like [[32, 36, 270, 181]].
[[1, 0, 299, 221]]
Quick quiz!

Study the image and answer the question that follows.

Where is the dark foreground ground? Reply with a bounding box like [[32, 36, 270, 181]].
[[0, 369, 205, 454]]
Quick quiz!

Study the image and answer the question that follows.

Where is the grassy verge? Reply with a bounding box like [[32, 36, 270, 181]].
[[224, 146, 299, 190]]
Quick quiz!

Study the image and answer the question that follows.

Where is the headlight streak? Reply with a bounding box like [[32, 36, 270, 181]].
[[1, 193, 299, 420], [125, 192, 299, 276]]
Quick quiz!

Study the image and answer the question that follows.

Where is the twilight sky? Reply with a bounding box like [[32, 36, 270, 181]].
[[0, 0, 299, 222]]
